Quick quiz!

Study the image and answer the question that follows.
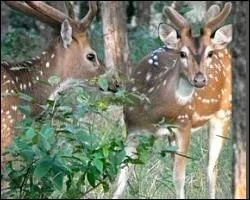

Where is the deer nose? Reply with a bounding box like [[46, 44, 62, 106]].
[[193, 72, 206, 88]]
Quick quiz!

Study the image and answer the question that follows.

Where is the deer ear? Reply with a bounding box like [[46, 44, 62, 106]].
[[60, 19, 73, 48], [212, 24, 232, 49], [159, 23, 180, 50]]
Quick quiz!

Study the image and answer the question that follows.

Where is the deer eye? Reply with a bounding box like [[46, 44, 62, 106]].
[[208, 51, 213, 58], [180, 51, 187, 58], [87, 53, 96, 62]]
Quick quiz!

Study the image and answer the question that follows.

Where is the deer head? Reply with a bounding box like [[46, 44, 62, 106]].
[[4, 1, 104, 81], [158, 2, 232, 88]]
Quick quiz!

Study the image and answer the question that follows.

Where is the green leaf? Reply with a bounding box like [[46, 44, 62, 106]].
[[20, 148, 35, 161], [98, 77, 109, 91], [93, 158, 103, 173], [33, 157, 53, 179], [53, 172, 64, 191], [87, 171, 96, 187], [18, 92, 35, 103], [18, 104, 32, 116], [24, 127, 36, 140], [48, 75, 61, 86]]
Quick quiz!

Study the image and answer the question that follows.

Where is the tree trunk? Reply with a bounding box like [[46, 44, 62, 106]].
[[136, 1, 152, 27], [1, 1, 10, 37], [101, 1, 131, 83], [231, 1, 248, 199]]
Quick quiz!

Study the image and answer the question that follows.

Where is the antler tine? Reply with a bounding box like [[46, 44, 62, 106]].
[[80, 1, 97, 30], [163, 6, 190, 30], [205, 2, 232, 31], [4, 1, 59, 29], [25, 1, 76, 26]]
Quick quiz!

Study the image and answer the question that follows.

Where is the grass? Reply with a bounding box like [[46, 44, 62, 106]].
[[112, 126, 233, 199]]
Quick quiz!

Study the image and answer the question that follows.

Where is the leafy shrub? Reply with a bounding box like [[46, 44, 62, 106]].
[[1, 77, 159, 199]]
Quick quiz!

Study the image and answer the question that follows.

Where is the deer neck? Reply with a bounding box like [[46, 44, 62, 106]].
[[175, 73, 194, 105], [3, 41, 63, 113], [165, 62, 194, 105]]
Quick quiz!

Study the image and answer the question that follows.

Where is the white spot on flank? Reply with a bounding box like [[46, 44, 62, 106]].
[[46, 62, 50, 68], [148, 59, 153, 64], [153, 55, 158, 60], [42, 51, 47, 55], [137, 71, 142, 75], [3, 75, 7, 79], [11, 90, 14, 94], [51, 54, 55, 58], [23, 84, 27, 90], [28, 82, 32, 87], [15, 76, 19, 82], [40, 71, 43, 76], [163, 79, 167, 86], [6, 110, 10, 115], [20, 83, 23, 90], [36, 76, 39, 81], [11, 105, 17, 111], [146, 72, 152, 81], [36, 56, 40, 59], [154, 61, 159, 66]]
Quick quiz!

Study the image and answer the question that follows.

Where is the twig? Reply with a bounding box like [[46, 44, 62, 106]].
[[216, 135, 231, 140]]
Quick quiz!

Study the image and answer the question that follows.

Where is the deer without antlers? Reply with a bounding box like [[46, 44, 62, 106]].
[[113, 2, 232, 199], [1, 1, 104, 165]]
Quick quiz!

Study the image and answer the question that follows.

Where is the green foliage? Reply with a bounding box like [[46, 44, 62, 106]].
[[1, 28, 45, 63], [1, 74, 157, 199]]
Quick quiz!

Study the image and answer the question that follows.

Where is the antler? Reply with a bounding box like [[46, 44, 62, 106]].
[[80, 1, 97, 30], [25, 1, 76, 26], [163, 6, 190, 31], [5, 1, 97, 32], [4, 1, 59, 28], [204, 2, 232, 32]]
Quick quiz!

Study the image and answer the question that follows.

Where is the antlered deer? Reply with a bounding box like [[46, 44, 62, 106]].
[[113, 2, 232, 199], [1, 1, 104, 161]]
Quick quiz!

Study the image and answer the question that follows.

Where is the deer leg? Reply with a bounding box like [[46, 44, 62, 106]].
[[112, 133, 139, 199], [173, 123, 191, 199], [207, 116, 230, 199]]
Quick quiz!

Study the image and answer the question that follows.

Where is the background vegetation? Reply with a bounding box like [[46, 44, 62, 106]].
[[1, 1, 234, 199]]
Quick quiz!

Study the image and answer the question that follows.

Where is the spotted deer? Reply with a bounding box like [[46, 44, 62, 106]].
[[113, 2, 232, 199], [1, 1, 104, 162]]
